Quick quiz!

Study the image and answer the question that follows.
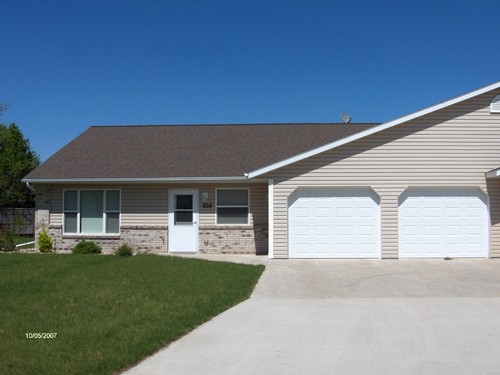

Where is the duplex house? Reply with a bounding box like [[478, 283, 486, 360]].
[[24, 82, 500, 259]]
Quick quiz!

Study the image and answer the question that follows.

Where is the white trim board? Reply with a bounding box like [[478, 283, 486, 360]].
[[247, 81, 500, 178], [268, 179, 274, 259], [23, 177, 267, 184]]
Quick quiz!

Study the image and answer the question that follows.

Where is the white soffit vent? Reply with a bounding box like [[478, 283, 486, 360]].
[[491, 95, 500, 113]]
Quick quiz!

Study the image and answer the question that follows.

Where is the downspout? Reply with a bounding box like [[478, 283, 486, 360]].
[[25, 182, 36, 237], [268, 178, 274, 259]]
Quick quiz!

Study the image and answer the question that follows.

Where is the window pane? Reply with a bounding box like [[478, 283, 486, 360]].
[[64, 213, 78, 233], [106, 213, 120, 233], [80, 191, 103, 233], [217, 190, 248, 206], [106, 191, 120, 211], [176, 195, 192, 210], [175, 210, 193, 224], [64, 191, 78, 211], [217, 207, 248, 224]]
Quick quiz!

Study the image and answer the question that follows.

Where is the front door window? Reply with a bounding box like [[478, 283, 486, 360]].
[[175, 194, 193, 224]]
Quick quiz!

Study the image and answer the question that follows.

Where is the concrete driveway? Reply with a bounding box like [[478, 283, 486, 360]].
[[123, 259, 500, 375]]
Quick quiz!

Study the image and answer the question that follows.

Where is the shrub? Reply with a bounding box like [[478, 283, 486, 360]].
[[0, 227, 17, 252], [72, 240, 102, 254], [115, 244, 133, 256], [38, 224, 53, 253]]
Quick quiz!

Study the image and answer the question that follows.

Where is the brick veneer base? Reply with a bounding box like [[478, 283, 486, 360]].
[[47, 225, 168, 254], [199, 225, 268, 255], [41, 223, 268, 255]]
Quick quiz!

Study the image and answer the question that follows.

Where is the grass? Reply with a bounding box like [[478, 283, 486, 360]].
[[0, 254, 264, 375]]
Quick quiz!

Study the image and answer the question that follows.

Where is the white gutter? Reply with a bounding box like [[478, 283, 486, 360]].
[[21, 176, 267, 184]]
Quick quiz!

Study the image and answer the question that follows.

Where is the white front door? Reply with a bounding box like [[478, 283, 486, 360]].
[[168, 189, 198, 252]]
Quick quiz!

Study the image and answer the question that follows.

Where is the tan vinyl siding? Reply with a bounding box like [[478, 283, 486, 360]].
[[121, 185, 168, 226], [49, 186, 63, 226], [48, 183, 267, 228], [487, 179, 500, 257], [270, 89, 500, 258], [249, 184, 268, 225]]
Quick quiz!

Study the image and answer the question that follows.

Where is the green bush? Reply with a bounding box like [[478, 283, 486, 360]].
[[115, 244, 133, 256], [0, 227, 17, 252], [38, 224, 53, 253], [72, 240, 102, 254]]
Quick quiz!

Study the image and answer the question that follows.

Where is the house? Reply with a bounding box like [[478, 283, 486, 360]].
[[24, 82, 500, 259]]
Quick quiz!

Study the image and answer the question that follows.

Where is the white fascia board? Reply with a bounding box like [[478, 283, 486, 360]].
[[486, 168, 500, 178], [247, 81, 500, 178], [21, 176, 263, 184]]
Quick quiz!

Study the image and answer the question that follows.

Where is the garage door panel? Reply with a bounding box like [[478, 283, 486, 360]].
[[399, 188, 488, 258], [336, 207, 352, 218], [358, 207, 375, 217], [289, 188, 380, 258], [446, 225, 461, 235]]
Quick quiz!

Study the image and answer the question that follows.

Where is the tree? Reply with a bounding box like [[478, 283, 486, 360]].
[[0, 123, 40, 207], [0, 102, 7, 117]]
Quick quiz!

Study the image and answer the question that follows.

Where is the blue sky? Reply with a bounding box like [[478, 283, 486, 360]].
[[1, 0, 499, 161]]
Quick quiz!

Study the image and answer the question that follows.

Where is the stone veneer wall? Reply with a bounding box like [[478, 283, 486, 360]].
[[34, 185, 50, 251], [42, 223, 267, 255], [46, 225, 168, 254], [199, 225, 268, 255], [120, 226, 168, 253]]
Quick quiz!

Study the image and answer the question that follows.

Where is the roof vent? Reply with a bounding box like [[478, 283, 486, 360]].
[[491, 95, 500, 113], [340, 113, 351, 123]]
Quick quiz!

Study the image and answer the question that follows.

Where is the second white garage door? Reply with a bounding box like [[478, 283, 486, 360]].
[[288, 188, 381, 258], [399, 188, 489, 258]]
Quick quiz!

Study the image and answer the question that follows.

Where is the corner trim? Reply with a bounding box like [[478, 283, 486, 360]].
[[268, 178, 274, 259]]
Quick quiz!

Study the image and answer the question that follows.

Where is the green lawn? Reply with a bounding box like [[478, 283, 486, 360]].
[[0, 254, 264, 375]]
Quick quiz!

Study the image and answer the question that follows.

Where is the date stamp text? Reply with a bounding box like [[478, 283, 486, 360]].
[[25, 332, 58, 339]]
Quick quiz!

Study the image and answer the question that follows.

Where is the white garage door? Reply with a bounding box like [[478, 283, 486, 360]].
[[399, 188, 489, 258], [288, 188, 381, 258]]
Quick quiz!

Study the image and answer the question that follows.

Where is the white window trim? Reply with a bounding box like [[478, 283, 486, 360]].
[[215, 188, 250, 225], [63, 189, 121, 235]]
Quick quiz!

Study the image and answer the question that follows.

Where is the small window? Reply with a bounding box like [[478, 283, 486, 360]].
[[216, 189, 249, 224], [491, 95, 500, 113], [174, 194, 193, 224], [63, 190, 120, 234], [64, 191, 78, 233]]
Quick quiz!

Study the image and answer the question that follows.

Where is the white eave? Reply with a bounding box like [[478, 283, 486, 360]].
[[486, 168, 500, 178], [246, 81, 500, 179], [21, 176, 266, 184]]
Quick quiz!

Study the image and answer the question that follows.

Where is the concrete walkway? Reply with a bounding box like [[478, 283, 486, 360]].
[[123, 259, 500, 375]]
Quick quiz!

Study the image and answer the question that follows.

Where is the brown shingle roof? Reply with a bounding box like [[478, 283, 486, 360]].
[[25, 123, 378, 180]]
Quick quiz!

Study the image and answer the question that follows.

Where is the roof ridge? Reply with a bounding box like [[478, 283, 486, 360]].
[[89, 122, 380, 128]]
